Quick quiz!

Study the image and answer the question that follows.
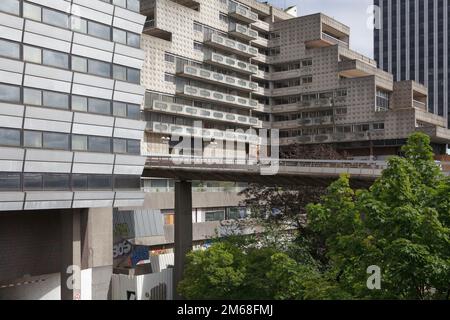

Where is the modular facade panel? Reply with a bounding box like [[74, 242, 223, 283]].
[[0, 0, 147, 211]]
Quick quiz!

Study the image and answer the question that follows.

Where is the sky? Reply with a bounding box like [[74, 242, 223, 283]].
[[264, 0, 374, 58]]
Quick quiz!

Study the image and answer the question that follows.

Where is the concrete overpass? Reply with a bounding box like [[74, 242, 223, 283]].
[[142, 155, 449, 299]]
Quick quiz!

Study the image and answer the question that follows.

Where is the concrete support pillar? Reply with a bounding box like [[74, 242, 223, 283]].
[[60, 209, 82, 300], [173, 180, 193, 300]]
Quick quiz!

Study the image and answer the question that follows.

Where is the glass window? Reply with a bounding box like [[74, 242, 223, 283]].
[[88, 175, 112, 190], [72, 174, 88, 190], [71, 16, 87, 33], [43, 132, 69, 150], [127, 33, 140, 48], [88, 21, 111, 40], [127, 104, 141, 120], [43, 8, 69, 29], [205, 210, 226, 222], [113, 138, 127, 154], [0, 128, 20, 146], [127, 68, 140, 84], [113, 29, 127, 44], [23, 46, 42, 64], [23, 174, 43, 191], [127, 0, 140, 12], [0, 0, 20, 15], [113, 102, 127, 117], [23, 2, 42, 21], [89, 136, 111, 153], [43, 91, 69, 109], [24, 131, 43, 148], [113, 0, 127, 8], [0, 84, 20, 103], [127, 140, 140, 155], [0, 39, 20, 59], [72, 96, 88, 112], [43, 50, 69, 69], [0, 173, 21, 191], [24, 88, 42, 105], [43, 174, 70, 190], [72, 56, 88, 73], [72, 135, 88, 151], [89, 98, 111, 115], [113, 65, 127, 81], [88, 60, 111, 77], [114, 176, 140, 189]]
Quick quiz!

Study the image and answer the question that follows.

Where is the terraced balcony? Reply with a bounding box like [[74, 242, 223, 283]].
[[251, 20, 270, 32], [272, 116, 334, 129], [150, 100, 262, 128], [229, 22, 258, 41], [176, 64, 258, 92], [176, 84, 260, 110], [205, 33, 259, 58], [228, 3, 259, 24], [149, 122, 260, 143], [204, 52, 258, 75]]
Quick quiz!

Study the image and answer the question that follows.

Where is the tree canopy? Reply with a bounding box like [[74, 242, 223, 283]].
[[178, 133, 450, 300]]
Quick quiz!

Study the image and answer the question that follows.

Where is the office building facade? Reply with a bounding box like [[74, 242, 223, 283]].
[[374, 0, 450, 132], [141, 0, 450, 161], [0, 0, 147, 300]]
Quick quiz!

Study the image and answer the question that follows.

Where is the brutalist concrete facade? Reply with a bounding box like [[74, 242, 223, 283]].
[[140, 0, 450, 158]]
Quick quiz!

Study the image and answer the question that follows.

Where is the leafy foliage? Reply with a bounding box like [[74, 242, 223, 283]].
[[179, 133, 450, 300]]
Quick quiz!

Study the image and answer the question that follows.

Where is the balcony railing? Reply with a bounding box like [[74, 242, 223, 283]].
[[229, 22, 258, 41], [252, 20, 270, 32], [149, 122, 260, 143], [177, 64, 258, 92], [176, 84, 260, 110], [205, 33, 259, 58], [204, 51, 258, 75], [413, 100, 427, 110], [151, 100, 262, 128], [321, 32, 348, 47], [228, 3, 258, 24]]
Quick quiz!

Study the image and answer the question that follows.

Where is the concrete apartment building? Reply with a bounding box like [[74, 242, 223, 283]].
[[374, 0, 450, 130], [0, 0, 147, 299]]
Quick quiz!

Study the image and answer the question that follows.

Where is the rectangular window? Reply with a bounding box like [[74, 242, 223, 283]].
[[24, 131, 43, 148], [113, 138, 127, 154], [23, 173, 43, 191], [0, 0, 20, 15], [88, 21, 111, 40], [72, 56, 88, 73], [23, 46, 42, 64], [113, 102, 127, 117], [89, 136, 111, 153], [43, 174, 70, 190], [113, 65, 127, 81], [24, 88, 42, 105], [0, 83, 20, 103], [127, 68, 140, 84], [0, 173, 21, 191], [127, 104, 141, 120], [114, 176, 140, 189], [0, 128, 21, 147], [72, 174, 88, 190], [88, 60, 111, 78], [72, 135, 88, 151], [43, 91, 69, 109], [43, 8, 69, 29], [0, 39, 20, 59], [43, 132, 69, 150], [113, 29, 127, 44], [43, 50, 69, 69], [88, 175, 112, 190], [89, 98, 111, 115], [127, 32, 140, 48], [72, 96, 88, 112], [127, 140, 140, 155], [23, 2, 41, 21]]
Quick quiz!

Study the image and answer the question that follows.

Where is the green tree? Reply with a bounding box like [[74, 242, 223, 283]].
[[308, 132, 450, 299]]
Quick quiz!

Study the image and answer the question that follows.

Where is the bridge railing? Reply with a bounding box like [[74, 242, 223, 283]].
[[145, 155, 389, 171]]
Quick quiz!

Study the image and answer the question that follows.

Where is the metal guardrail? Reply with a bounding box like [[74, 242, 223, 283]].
[[145, 156, 389, 171]]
